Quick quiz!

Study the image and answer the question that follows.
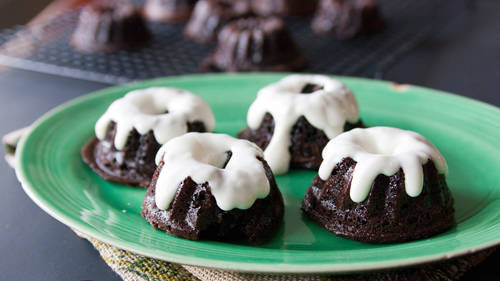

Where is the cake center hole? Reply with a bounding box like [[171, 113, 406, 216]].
[[140, 106, 169, 115], [150, 109, 168, 115], [219, 2, 233, 9], [222, 151, 232, 169], [361, 140, 396, 156], [203, 150, 233, 169], [95, 6, 115, 14], [300, 83, 324, 94]]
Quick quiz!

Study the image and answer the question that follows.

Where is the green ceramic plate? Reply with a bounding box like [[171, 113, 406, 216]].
[[16, 74, 500, 273]]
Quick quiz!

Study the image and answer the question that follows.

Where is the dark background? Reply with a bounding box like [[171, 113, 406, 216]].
[[0, 0, 499, 280]]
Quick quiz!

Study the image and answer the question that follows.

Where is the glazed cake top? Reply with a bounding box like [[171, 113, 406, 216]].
[[319, 126, 448, 202], [246, 74, 360, 174], [95, 87, 215, 150], [154, 133, 271, 211]]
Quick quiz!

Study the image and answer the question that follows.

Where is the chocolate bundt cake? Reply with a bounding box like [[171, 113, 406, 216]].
[[71, 0, 151, 52], [82, 87, 215, 188], [143, 0, 198, 23], [184, 0, 253, 43], [238, 75, 362, 174], [302, 127, 455, 243], [203, 17, 307, 72], [142, 133, 284, 244], [252, 0, 318, 17], [311, 0, 385, 40]]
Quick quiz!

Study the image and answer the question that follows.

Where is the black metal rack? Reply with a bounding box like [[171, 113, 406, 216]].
[[0, 0, 461, 85]]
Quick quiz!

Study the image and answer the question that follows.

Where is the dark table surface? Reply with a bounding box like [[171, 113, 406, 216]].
[[1, 1, 499, 280]]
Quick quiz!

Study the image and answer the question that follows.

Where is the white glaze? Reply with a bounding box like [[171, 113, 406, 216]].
[[154, 133, 271, 211], [95, 87, 215, 150], [318, 127, 448, 202], [246, 75, 360, 174]]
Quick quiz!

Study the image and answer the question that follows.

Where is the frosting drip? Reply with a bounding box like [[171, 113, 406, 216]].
[[95, 87, 215, 150], [154, 133, 271, 211], [247, 75, 360, 174], [318, 127, 448, 202]]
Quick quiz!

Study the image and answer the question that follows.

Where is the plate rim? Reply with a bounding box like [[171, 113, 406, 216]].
[[15, 73, 500, 274]]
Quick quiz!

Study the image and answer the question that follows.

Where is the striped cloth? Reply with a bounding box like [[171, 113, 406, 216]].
[[78, 230, 496, 281]]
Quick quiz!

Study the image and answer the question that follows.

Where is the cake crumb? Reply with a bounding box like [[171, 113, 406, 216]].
[[391, 82, 410, 92]]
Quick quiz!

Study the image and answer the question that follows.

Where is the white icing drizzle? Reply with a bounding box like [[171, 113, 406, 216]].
[[246, 74, 360, 174], [95, 87, 215, 150], [154, 133, 271, 211], [318, 127, 448, 203]]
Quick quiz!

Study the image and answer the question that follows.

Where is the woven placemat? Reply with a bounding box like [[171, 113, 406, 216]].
[[77, 230, 496, 281], [4, 127, 497, 281]]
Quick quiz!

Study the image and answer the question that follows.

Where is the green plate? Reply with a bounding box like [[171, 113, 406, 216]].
[[16, 73, 500, 273]]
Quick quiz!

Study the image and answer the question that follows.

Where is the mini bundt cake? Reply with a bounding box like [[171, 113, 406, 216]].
[[143, 0, 198, 23], [142, 133, 284, 244], [81, 87, 215, 188], [203, 17, 307, 72], [71, 0, 151, 52], [238, 75, 362, 174], [184, 0, 253, 43], [302, 127, 455, 243], [252, 0, 318, 17], [311, 0, 385, 40]]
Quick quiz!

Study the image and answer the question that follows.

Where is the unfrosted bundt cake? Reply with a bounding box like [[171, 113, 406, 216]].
[[142, 133, 284, 244], [203, 17, 307, 72], [81, 87, 215, 188], [252, 0, 318, 17], [302, 127, 455, 243], [311, 0, 385, 40], [143, 0, 198, 23], [184, 0, 253, 43], [71, 0, 151, 52], [238, 75, 362, 174]]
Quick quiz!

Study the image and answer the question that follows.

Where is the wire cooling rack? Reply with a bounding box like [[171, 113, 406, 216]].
[[0, 0, 462, 84]]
